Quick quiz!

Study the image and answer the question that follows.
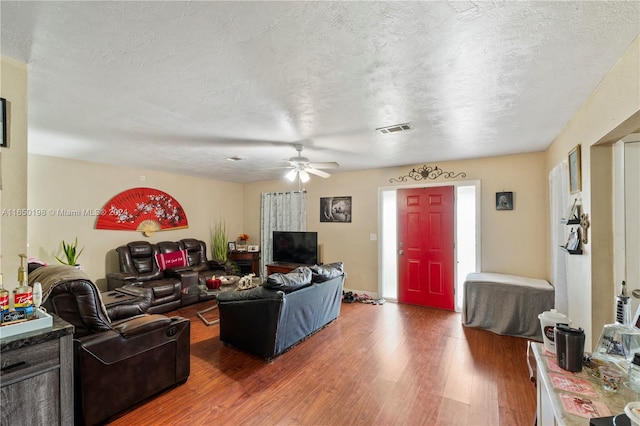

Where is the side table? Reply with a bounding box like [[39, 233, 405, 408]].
[[228, 251, 261, 276], [0, 315, 74, 425], [196, 284, 239, 326], [196, 277, 261, 326]]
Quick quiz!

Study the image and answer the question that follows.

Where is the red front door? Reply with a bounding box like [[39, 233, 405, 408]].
[[397, 186, 455, 310]]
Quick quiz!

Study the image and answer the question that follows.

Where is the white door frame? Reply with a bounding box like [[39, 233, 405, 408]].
[[378, 179, 482, 312]]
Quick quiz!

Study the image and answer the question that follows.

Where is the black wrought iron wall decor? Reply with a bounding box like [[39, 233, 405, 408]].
[[389, 165, 466, 183]]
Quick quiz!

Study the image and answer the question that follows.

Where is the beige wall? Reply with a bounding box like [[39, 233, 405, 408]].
[[544, 36, 640, 349], [1, 56, 28, 289], [243, 151, 548, 294], [27, 154, 245, 290]]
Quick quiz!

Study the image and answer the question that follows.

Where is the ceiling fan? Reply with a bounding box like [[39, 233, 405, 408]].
[[284, 143, 339, 182]]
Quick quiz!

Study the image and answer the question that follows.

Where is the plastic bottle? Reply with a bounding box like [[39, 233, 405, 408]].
[[0, 262, 9, 319], [629, 353, 640, 384], [13, 254, 34, 320], [32, 281, 42, 313]]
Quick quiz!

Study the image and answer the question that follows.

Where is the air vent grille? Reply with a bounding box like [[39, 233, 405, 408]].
[[376, 123, 411, 134]]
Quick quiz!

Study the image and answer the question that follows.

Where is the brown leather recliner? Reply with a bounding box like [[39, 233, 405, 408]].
[[33, 267, 190, 426], [178, 238, 228, 290], [158, 239, 227, 302], [107, 241, 183, 313]]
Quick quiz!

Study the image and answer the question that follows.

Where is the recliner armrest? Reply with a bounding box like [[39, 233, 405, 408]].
[[107, 272, 139, 290], [164, 267, 194, 278], [113, 314, 172, 337]]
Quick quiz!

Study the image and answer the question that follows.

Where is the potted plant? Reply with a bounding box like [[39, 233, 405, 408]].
[[211, 221, 228, 262], [210, 221, 242, 275], [55, 237, 84, 268], [236, 233, 249, 251]]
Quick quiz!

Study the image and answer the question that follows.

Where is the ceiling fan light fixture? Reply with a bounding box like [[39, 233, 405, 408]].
[[299, 169, 310, 183], [286, 169, 298, 181]]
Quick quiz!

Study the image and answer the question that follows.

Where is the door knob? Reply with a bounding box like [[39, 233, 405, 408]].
[[398, 250, 404, 255]]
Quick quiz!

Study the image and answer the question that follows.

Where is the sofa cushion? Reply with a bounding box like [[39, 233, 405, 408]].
[[310, 262, 344, 282], [155, 250, 189, 271], [264, 266, 312, 293], [217, 286, 285, 302]]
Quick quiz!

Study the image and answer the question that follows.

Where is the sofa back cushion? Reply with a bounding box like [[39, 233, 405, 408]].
[[128, 242, 156, 273], [179, 239, 208, 271], [157, 241, 181, 254], [264, 266, 312, 293], [43, 279, 113, 338], [117, 241, 162, 280], [310, 262, 344, 282]]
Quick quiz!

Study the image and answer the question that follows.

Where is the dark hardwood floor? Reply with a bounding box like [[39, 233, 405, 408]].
[[108, 301, 536, 426]]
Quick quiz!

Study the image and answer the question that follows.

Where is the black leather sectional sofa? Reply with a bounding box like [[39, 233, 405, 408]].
[[217, 262, 345, 360]]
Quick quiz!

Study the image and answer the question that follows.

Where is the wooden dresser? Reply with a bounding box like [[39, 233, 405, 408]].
[[0, 315, 74, 425]]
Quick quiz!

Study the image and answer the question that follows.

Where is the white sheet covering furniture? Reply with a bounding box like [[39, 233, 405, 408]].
[[462, 272, 554, 340]]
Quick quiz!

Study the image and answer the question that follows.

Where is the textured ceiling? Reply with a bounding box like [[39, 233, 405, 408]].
[[1, 1, 639, 183]]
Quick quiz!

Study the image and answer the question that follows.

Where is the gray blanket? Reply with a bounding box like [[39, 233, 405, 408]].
[[462, 272, 554, 340]]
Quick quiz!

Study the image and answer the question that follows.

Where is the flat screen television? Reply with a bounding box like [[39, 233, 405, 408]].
[[272, 231, 318, 265]]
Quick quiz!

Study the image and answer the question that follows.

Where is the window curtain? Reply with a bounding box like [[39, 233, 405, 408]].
[[260, 191, 306, 277], [549, 160, 569, 313]]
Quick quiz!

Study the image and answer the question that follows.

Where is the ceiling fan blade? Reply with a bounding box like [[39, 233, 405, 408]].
[[306, 167, 331, 178], [308, 162, 339, 169]]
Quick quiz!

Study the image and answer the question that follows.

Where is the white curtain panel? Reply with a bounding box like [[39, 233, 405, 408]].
[[260, 191, 307, 277], [549, 160, 569, 313]]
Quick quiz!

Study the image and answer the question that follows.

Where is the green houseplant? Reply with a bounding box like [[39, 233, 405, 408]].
[[210, 221, 241, 275], [55, 237, 84, 266], [210, 220, 229, 262]]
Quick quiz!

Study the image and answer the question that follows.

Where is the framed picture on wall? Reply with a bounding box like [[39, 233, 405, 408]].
[[496, 191, 513, 210], [1, 98, 7, 148], [320, 196, 352, 223], [568, 144, 582, 194]]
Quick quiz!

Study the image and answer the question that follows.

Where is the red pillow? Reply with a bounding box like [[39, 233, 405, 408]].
[[155, 250, 189, 271]]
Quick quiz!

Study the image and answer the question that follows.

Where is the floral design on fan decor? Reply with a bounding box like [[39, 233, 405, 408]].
[[96, 188, 188, 236]]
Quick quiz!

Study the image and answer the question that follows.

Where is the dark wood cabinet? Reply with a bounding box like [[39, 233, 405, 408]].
[[228, 251, 261, 277], [266, 263, 306, 275], [0, 315, 74, 425]]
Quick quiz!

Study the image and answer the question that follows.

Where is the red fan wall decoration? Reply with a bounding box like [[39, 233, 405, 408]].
[[95, 187, 188, 236]]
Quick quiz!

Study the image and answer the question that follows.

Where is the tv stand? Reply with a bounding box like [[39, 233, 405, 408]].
[[266, 262, 307, 275]]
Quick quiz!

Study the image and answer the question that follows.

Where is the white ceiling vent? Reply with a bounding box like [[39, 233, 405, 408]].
[[376, 123, 411, 134]]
